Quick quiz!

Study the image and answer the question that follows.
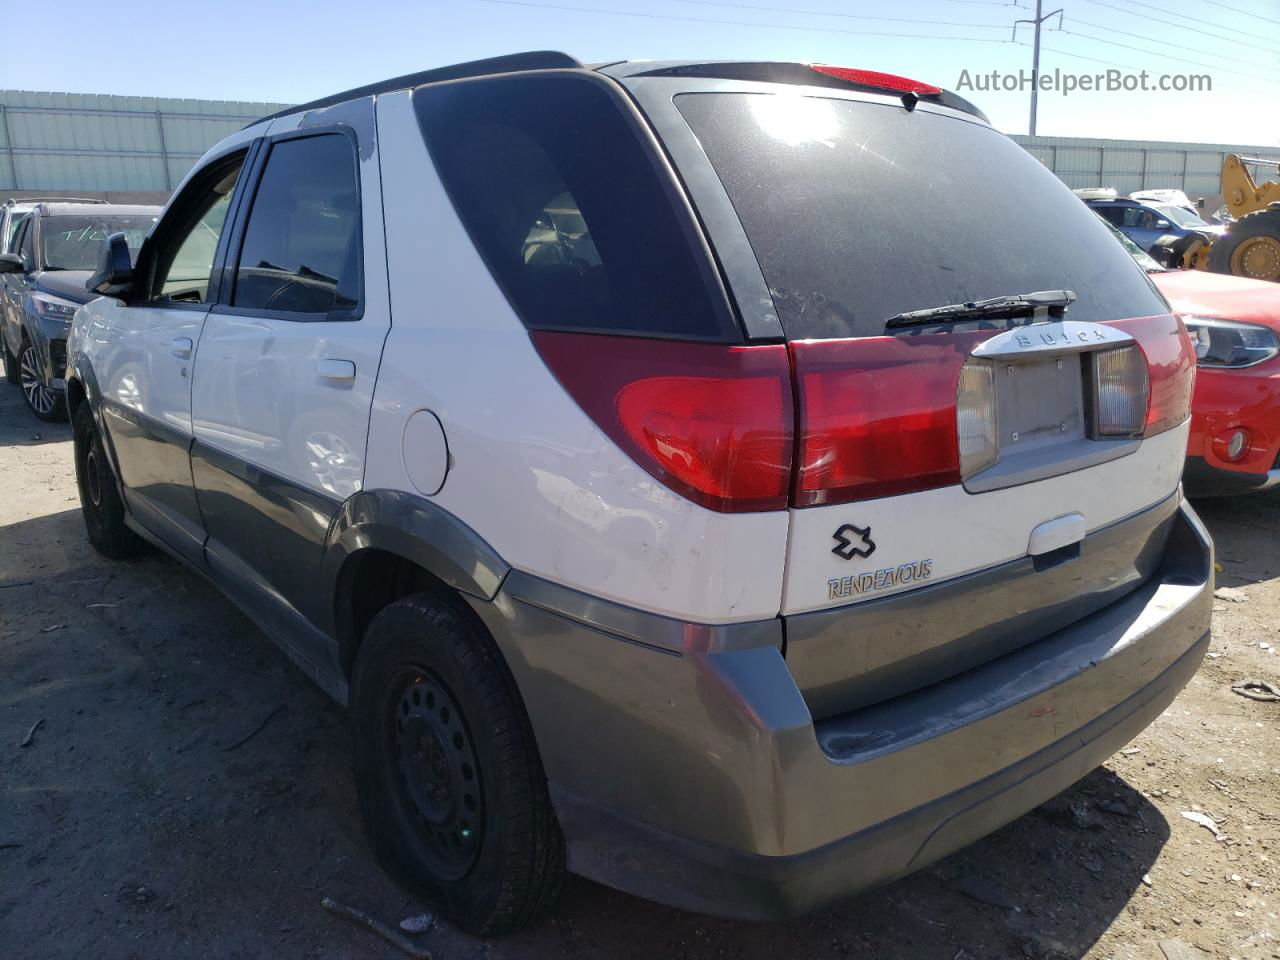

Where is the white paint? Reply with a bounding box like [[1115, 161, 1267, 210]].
[[78, 299, 205, 437], [364, 93, 790, 624], [191, 100, 391, 501], [781, 422, 1189, 615]]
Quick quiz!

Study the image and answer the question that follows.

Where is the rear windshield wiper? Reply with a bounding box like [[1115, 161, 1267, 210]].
[[885, 289, 1076, 331]]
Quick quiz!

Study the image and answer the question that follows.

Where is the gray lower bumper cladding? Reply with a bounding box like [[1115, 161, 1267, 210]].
[[468, 499, 1213, 919]]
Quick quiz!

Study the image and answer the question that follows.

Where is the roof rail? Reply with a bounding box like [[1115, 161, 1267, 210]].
[[248, 51, 582, 128], [4, 196, 107, 205]]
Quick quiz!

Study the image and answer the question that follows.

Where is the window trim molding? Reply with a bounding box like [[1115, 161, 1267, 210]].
[[214, 124, 366, 324]]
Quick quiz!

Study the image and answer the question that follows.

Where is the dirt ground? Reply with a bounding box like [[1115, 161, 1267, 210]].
[[1, 382, 1278, 960]]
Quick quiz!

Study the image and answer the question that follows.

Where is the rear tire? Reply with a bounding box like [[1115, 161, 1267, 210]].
[[1208, 207, 1280, 282], [351, 591, 564, 936], [73, 403, 143, 559], [2, 335, 18, 385]]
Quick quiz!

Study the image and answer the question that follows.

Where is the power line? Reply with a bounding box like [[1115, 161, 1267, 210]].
[[1081, 0, 1280, 55], [1067, 13, 1280, 70], [677, 0, 1009, 29], [1056, 25, 1280, 82], [477, 0, 1016, 41], [1104, 0, 1280, 33], [1034, 39, 1280, 86], [1200, 0, 1280, 27], [1024, 40, 1157, 72]]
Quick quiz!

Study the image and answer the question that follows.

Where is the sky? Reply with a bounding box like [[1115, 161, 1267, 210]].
[[4, 0, 1279, 145]]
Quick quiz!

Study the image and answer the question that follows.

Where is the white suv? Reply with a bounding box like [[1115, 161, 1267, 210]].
[[67, 53, 1213, 934]]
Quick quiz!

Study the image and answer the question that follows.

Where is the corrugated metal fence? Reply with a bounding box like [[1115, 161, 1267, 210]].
[[1011, 135, 1280, 201], [0, 90, 289, 195]]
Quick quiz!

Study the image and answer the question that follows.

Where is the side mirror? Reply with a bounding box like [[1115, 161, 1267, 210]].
[[87, 233, 133, 297], [0, 252, 23, 274], [1155, 219, 1171, 229]]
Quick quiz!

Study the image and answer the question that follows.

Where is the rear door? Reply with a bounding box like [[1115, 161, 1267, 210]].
[[189, 102, 389, 659], [624, 75, 1194, 715]]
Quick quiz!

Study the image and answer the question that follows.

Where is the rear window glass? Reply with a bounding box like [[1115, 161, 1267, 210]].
[[675, 93, 1167, 339], [414, 74, 734, 340]]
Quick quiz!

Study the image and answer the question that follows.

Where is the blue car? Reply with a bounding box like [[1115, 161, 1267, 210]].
[[1084, 197, 1225, 253]]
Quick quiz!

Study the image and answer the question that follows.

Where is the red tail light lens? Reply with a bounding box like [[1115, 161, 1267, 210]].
[[791, 334, 985, 506], [810, 65, 943, 96], [530, 332, 793, 512], [1109, 315, 1196, 436]]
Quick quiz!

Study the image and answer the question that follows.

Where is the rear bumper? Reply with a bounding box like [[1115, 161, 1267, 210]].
[[473, 499, 1213, 920], [553, 628, 1207, 919]]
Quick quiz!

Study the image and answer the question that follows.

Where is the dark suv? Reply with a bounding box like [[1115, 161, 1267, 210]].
[[0, 202, 159, 419]]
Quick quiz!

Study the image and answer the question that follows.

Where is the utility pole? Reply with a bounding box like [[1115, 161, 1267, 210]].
[[1014, 0, 1063, 136]]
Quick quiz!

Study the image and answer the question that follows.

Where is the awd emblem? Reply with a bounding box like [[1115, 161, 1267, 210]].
[[832, 523, 876, 560]]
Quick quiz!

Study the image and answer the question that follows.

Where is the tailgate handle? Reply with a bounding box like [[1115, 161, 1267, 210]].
[[1028, 513, 1085, 557]]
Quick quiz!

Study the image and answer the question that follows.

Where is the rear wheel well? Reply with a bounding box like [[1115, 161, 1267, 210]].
[[336, 549, 453, 680]]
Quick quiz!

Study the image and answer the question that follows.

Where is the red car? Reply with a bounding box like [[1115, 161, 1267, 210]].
[[1105, 221, 1280, 495]]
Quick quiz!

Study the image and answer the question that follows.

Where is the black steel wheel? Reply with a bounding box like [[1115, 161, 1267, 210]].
[[73, 403, 143, 559], [390, 668, 485, 879], [352, 591, 563, 935]]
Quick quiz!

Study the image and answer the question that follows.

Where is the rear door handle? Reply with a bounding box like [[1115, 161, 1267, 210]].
[[170, 336, 193, 359], [317, 358, 356, 382]]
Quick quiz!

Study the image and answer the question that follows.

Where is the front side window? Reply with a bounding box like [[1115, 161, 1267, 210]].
[[415, 74, 733, 339], [149, 154, 244, 305], [41, 214, 156, 271], [231, 134, 362, 316]]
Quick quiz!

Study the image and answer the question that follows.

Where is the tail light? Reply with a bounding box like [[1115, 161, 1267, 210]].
[[533, 315, 1193, 514], [1091, 345, 1148, 437], [957, 362, 998, 477], [790, 334, 985, 505], [530, 332, 793, 512], [1110, 315, 1196, 436]]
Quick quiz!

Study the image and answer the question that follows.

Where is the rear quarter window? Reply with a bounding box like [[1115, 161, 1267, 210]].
[[414, 73, 735, 340], [674, 92, 1168, 339]]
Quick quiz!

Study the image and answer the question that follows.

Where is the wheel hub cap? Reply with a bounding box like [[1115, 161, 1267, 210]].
[[393, 672, 483, 876]]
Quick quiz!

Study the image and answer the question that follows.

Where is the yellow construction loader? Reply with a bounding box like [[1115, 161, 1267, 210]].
[[1166, 155, 1280, 282]]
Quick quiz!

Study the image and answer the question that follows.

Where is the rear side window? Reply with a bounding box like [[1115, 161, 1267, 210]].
[[414, 73, 734, 340], [232, 134, 362, 317], [675, 93, 1167, 339]]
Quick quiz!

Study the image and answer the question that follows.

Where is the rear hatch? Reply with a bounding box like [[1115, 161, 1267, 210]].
[[617, 64, 1196, 718]]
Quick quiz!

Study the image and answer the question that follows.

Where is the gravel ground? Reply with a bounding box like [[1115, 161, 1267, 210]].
[[2, 379, 1278, 960]]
